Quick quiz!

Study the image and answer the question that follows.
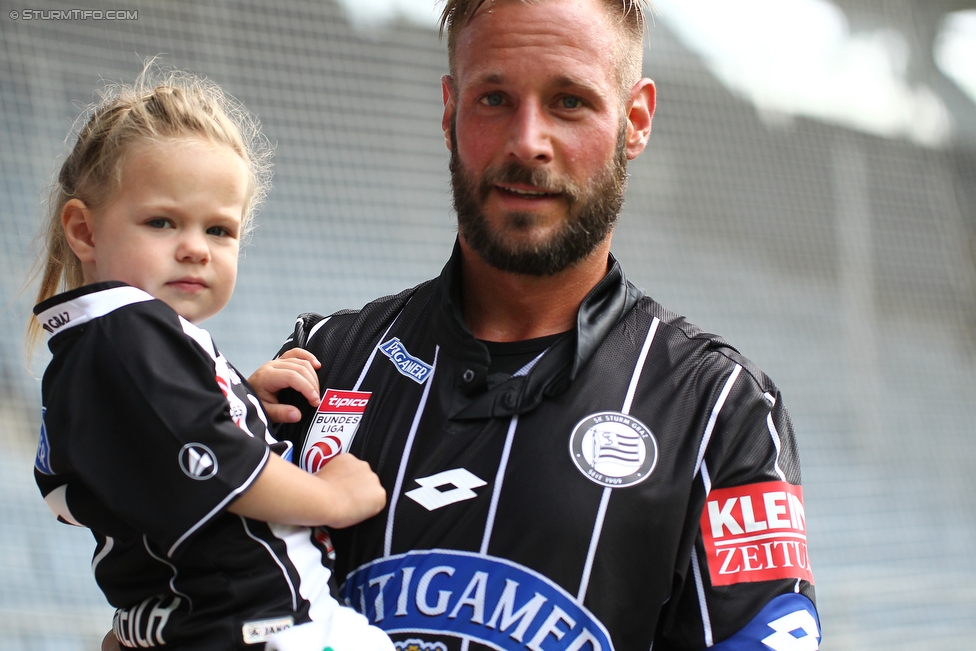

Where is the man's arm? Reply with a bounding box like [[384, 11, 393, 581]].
[[658, 352, 819, 650]]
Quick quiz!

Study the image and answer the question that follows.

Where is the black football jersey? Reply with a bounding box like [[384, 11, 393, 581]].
[[276, 244, 820, 651], [34, 282, 337, 649]]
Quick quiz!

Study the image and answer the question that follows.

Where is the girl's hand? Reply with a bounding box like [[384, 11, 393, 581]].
[[248, 349, 321, 423], [312, 454, 387, 528]]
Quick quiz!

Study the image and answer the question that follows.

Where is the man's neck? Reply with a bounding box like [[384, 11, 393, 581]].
[[458, 236, 612, 342]]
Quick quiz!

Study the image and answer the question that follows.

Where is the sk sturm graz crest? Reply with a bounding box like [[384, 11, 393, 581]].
[[569, 412, 658, 488]]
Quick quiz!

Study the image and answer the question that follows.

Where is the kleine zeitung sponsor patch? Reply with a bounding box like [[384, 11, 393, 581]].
[[700, 481, 813, 586], [301, 389, 371, 473]]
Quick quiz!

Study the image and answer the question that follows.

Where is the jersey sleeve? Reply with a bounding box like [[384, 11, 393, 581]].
[[656, 349, 820, 650], [52, 301, 270, 557]]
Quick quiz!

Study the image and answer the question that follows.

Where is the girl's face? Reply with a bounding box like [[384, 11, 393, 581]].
[[80, 137, 250, 323]]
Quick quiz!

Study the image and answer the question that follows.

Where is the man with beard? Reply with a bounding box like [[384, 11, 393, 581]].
[[271, 0, 820, 649]]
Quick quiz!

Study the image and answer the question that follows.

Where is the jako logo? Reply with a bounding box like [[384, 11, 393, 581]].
[[179, 443, 218, 480]]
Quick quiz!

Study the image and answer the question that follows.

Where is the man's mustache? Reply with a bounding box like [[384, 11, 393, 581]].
[[478, 163, 580, 205]]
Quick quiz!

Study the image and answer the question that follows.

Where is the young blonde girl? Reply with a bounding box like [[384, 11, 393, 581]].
[[29, 68, 392, 651]]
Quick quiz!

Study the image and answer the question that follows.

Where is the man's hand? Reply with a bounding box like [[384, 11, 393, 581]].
[[248, 349, 321, 423], [312, 453, 387, 528]]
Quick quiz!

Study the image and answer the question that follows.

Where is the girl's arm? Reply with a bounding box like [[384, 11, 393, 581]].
[[243, 349, 386, 527], [228, 452, 385, 529]]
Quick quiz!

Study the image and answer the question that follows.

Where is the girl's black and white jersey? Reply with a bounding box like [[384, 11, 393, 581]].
[[33, 282, 336, 649], [276, 244, 820, 651]]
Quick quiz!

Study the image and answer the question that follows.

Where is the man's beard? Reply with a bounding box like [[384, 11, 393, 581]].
[[450, 121, 628, 277]]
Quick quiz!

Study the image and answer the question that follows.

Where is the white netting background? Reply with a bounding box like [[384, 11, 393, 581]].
[[1, 2, 974, 648]]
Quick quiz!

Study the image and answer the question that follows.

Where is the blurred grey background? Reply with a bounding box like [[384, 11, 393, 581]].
[[2, 1, 975, 648]]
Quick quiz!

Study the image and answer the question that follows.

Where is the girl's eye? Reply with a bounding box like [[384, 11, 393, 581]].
[[561, 96, 582, 109], [482, 92, 504, 107], [206, 226, 231, 237], [147, 218, 172, 229]]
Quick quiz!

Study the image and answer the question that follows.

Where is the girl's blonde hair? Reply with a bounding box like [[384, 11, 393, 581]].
[[26, 64, 272, 354]]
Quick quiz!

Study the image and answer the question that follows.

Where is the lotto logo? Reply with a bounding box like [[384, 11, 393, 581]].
[[716, 594, 820, 650], [700, 481, 813, 586], [762, 610, 820, 651], [405, 468, 487, 511]]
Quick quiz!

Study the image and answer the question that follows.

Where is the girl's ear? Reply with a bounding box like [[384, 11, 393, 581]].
[[61, 198, 97, 263]]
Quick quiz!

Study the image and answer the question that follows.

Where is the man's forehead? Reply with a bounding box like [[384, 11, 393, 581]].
[[463, 0, 615, 35], [457, 0, 618, 60]]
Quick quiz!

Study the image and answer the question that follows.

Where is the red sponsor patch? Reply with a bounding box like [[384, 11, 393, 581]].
[[301, 389, 371, 472], [317, 389, 371, 412], [700, 481, 814, 586]]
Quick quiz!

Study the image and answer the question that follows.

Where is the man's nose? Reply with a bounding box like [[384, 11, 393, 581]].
[[505, 100, 553, 165]]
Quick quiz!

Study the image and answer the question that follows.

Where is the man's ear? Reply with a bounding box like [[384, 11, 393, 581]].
[[441, 74, 456, 153], [61, 198, 97, 263], [624, 78, 656, 160]]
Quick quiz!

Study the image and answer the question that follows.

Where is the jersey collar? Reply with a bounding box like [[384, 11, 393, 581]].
[[34, 281, 154, 339], [431, 240, 644, 419]]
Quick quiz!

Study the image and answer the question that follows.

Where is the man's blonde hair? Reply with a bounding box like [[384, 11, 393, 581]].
[[439, 0, 649, 92]]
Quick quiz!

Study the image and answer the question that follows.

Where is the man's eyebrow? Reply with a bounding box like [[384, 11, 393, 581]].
[[551, 75, 602, 94], [467, 73, 604, 95], [468, 72, 504, 86]]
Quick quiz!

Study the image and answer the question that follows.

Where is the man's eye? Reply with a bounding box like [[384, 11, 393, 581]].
[[482, 93, 504, 107], [561, 96, 582, 109]]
